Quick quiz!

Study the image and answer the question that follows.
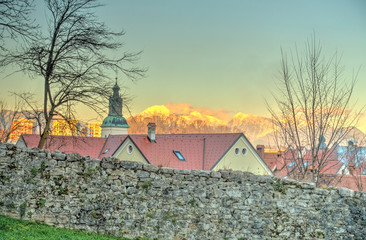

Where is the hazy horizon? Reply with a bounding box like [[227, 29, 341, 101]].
[[1, 1, 366, 131]]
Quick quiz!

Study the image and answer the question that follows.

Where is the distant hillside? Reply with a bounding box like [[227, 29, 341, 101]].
[[127, 104, 275, 146], [126, 104, 366, 147]]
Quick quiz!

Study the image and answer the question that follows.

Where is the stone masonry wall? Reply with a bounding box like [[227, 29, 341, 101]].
[[0, 143, 366, 239]]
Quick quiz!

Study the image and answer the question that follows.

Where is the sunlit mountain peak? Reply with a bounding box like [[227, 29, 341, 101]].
[[233, 112, 250, 120], [140, 105, 170, 116], [130, 104, 278, 146], [190, 111, 203, 118]]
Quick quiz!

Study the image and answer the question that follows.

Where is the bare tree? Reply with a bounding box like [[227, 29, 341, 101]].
[[0, 0, 37, 49], [267, 35, 363, 186], [1, 0, 145, 148], [0, 99, 23, 143]]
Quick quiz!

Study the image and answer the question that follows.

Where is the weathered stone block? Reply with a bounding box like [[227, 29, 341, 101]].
[[85, 159, 101, 169], [136, 170, 149, 178], [210, 171, 221, 178], [298, 181, 316, 189], [120, 161, 137, 169], [54, 153, 66, 161], [338, 187, 355, 198], [66, 153, 82, 162], [159, 167, 174, 174], [173, 169, 191, 175], [143, 164, 159, 172], [101, 161, 115, 169], [37, 152, 47, 158], [226, 189, 242, 198]]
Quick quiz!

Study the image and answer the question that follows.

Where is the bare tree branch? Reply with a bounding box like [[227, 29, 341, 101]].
[[1, 0, 146, 148], [267, 35, 363, 186], [0, 0, 38, 51]]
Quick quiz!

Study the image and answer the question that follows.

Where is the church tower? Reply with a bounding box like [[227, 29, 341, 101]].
[[101, 80, 129, 137]]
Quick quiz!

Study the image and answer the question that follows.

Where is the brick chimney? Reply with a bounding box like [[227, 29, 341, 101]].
[[256, 145, 265, 158], [348, 163, 355, 175], [147, 123, 156, 142]]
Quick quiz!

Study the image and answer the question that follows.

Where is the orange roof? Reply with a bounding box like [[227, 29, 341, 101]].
[[20, 134, 107, 159], [19, 133, 261, 172], [125, 133, 242, 170], [99, 135, 128, 158]]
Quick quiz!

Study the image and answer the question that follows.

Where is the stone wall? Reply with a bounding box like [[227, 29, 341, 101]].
[[0, 143, 366, 240]]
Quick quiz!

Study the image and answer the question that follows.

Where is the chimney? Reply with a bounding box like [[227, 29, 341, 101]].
[[348, 163, 355, 175], [147, 123, 156, 142], [256, 145, 264, 158]]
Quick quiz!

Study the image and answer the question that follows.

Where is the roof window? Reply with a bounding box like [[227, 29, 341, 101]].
[[173, 150, 185, 161], [102, 148, 109, 154]]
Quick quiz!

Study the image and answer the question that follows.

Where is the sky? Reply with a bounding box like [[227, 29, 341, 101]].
[[1, 0, 366, 126]]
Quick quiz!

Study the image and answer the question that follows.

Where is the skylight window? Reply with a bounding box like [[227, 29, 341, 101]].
[[173, 150, 185, 161], [287, 161, 295, 168], [102, 148, 109, 154]]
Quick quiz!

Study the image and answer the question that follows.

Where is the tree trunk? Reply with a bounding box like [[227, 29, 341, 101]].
[[37, 110, 53, 149]]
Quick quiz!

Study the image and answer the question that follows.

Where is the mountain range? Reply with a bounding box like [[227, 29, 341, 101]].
[[126, 104, 366, 147], [127, 104, 275, 146]]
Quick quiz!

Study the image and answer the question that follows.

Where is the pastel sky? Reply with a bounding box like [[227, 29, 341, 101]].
[[1, 1, 366, 125]]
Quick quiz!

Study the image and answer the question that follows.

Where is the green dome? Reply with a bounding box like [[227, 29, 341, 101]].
[[101, 115, 129, 128]]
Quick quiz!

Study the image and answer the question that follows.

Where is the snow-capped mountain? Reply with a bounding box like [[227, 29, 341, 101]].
[[127, 104, 274, 145]]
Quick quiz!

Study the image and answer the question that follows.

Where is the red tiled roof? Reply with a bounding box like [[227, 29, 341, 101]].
[[99, 135, 128, 158], [322, 174, 366, 192], [262, 152, 282, 170], [19, 133, 266, 172], [20, 134, 107, 159], [128, 133, 242, 170]]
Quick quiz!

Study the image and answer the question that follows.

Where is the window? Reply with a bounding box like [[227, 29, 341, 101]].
[[234, 147, 240, 155], [287, 161, 295, 168], [102, 148, 109, 154], [173, 150, 185, 161], [363, 168, 366, 175], [127, 144, 133, 154], [242, 148, 247, 156]]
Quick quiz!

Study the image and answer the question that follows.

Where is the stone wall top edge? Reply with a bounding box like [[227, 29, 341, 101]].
[[1, 143, 366, 195]]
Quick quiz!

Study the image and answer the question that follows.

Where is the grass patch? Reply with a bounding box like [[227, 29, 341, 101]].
[[0, 215, 150, 240]]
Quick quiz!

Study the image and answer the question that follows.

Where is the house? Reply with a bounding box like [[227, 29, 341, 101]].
[[17, 128, 273, 175], [16, 82, 273, 176], [256, 141, 366, 191], [256, 145, 283, 172]]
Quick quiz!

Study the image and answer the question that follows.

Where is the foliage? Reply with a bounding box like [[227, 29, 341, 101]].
[[19, 202, 27, 218], [0, 215, 150, 240], [30, 168, 38, 178], [272, 181, 288, 194], [142, 181, 152, 190], [6, 202, 15, 210], [188, 199, 197, 206], [36, 199, 46, 208]]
